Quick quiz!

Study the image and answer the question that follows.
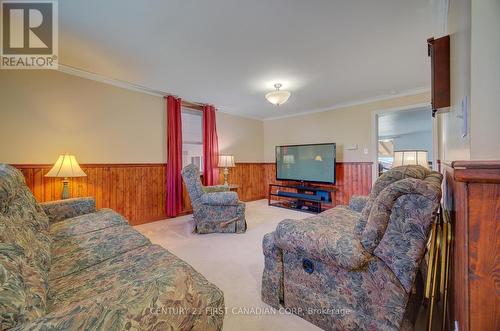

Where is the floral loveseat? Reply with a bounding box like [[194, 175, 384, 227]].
[[0, 164, 224, 330], [261, 165, 442, 330]]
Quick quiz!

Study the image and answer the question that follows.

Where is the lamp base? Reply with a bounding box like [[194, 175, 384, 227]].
[[61, 178, 70, 200], [223, 168, 229, 186]]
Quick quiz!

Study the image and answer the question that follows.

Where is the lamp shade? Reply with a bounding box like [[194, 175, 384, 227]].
[[283, 154, 295, 164], [45, 154, 87, 178], [218, 155, 235, 168], [393, 150, 429, 168]]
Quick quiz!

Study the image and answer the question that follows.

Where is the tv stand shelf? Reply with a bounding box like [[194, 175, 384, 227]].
[[268, 183, 337, 214]]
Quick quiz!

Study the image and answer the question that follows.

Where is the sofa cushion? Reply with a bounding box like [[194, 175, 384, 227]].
[[181, 164, 205, 202], [361, 177, 441, 253], [49, 226, 150, 280], [47, 245, 224, 329], [0, 166, 51, 274], [356, 165, 431, 237], [200, 191, 238, 206], [16, 274, 224, 331], [0, 166, 19, 211], [50, 209, 128, 240], [0, 215, 51, 280], [0, 165, 51, 329], [0, 243, 47, 330], [274, 206, 371, 270]]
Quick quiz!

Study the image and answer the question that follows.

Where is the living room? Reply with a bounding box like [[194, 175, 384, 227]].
[[1, 1, 499, 331]]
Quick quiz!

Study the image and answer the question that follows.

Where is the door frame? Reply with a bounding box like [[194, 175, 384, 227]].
[[371, 103, 438, 183]]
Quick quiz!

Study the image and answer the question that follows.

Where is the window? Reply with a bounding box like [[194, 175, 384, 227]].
[[182, 108, 203, 172]]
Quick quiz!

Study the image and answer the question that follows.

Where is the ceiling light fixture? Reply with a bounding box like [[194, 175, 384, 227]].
[[265, 83, 291, 106]]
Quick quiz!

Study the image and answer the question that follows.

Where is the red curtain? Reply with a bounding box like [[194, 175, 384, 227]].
[[166, 96, 183, 217], [203, 105, 219, 185]]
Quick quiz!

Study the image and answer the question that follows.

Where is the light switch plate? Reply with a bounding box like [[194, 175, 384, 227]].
[[461, 96, 468, 138]]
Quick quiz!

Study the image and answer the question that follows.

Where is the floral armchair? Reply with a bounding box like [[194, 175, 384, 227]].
[[181, 164, 246, 234], [261, 165, 442, 330]]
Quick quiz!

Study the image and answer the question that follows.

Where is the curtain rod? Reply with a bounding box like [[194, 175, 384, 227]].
[[58, 63, 208, 107]]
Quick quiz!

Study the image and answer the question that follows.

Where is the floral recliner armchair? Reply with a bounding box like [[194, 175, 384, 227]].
[[182, 164, 246, 234], [261, 165, 442, 331]]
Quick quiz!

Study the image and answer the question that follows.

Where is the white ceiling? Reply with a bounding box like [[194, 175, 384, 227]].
[[59, 0, 432, 119]]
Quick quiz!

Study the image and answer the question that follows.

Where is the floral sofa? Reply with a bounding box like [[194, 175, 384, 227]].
[[261, 165, 442, 330], [182, 164, 246, 234], [0, 164, 224, 330]]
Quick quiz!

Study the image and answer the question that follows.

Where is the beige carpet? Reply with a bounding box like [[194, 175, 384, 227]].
[[135, 199, 321, 331]]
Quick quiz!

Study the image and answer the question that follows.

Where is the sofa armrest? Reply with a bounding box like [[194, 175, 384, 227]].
[[40, 197, 96, 223], [275, 214, 372, 270], [200, 192, 238, 206], [348, 195, 369, 212], [203, 184, 229, 193]]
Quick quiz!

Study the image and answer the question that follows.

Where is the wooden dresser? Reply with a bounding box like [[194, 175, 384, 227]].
[[442, 161, 500, 331]]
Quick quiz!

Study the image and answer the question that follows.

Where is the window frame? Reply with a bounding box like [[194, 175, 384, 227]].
[[181, 107, 204, 174]]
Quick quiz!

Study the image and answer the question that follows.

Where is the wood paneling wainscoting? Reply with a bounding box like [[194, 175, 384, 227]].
[[442, 161, 500, 331], [262, 162, 372, 205], [221, 162, 372, 206], [14, 164, 168, 226], [13, 161, 372, 225]]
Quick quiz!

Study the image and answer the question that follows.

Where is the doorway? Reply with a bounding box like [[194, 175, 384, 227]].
[[372, 104, 437, 179]]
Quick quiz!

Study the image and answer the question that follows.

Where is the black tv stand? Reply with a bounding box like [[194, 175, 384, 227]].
[[268, 183, 337, 214]]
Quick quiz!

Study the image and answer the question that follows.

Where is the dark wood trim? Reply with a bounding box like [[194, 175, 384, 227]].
[[442, 160, 500, 331], [451, 160, 500, 169], [444, 161, 500, 183]]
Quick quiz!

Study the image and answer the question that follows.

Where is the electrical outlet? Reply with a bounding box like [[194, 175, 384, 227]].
[[363, 148, 369, 155]]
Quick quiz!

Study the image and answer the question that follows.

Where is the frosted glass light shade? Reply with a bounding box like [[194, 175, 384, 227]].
[[218, 155, 235, 168], [45, 154, 87, 178], [265, 90, 291, 106], [393, 150, 429, 168]]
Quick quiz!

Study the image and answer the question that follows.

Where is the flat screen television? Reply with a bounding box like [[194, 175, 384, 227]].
[[276, 143, 336, 184]]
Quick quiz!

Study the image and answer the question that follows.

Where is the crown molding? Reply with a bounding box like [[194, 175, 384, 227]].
[[263, 87, 430, 121], [57, 64, 429, 123], [58, 64, 168, 97], [57, 64, 264, 120]]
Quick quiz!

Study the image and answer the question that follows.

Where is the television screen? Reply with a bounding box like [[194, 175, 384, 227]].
[[276, 143, 336, 184]]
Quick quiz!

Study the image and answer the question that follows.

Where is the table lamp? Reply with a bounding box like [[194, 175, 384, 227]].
[[393, 150, 429, 168], [45, 154, 87, 199], [218, 155, 235, 185]]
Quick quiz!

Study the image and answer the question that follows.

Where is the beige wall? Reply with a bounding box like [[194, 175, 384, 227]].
[[438, 0, 471, 162], [0, 70, 264, 164], [438, 0, 500, 162], [217, 112, 264, 162], [263, 93, 430, 163], [470, 0, 500, 160], [0, 70, 165, 164]]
